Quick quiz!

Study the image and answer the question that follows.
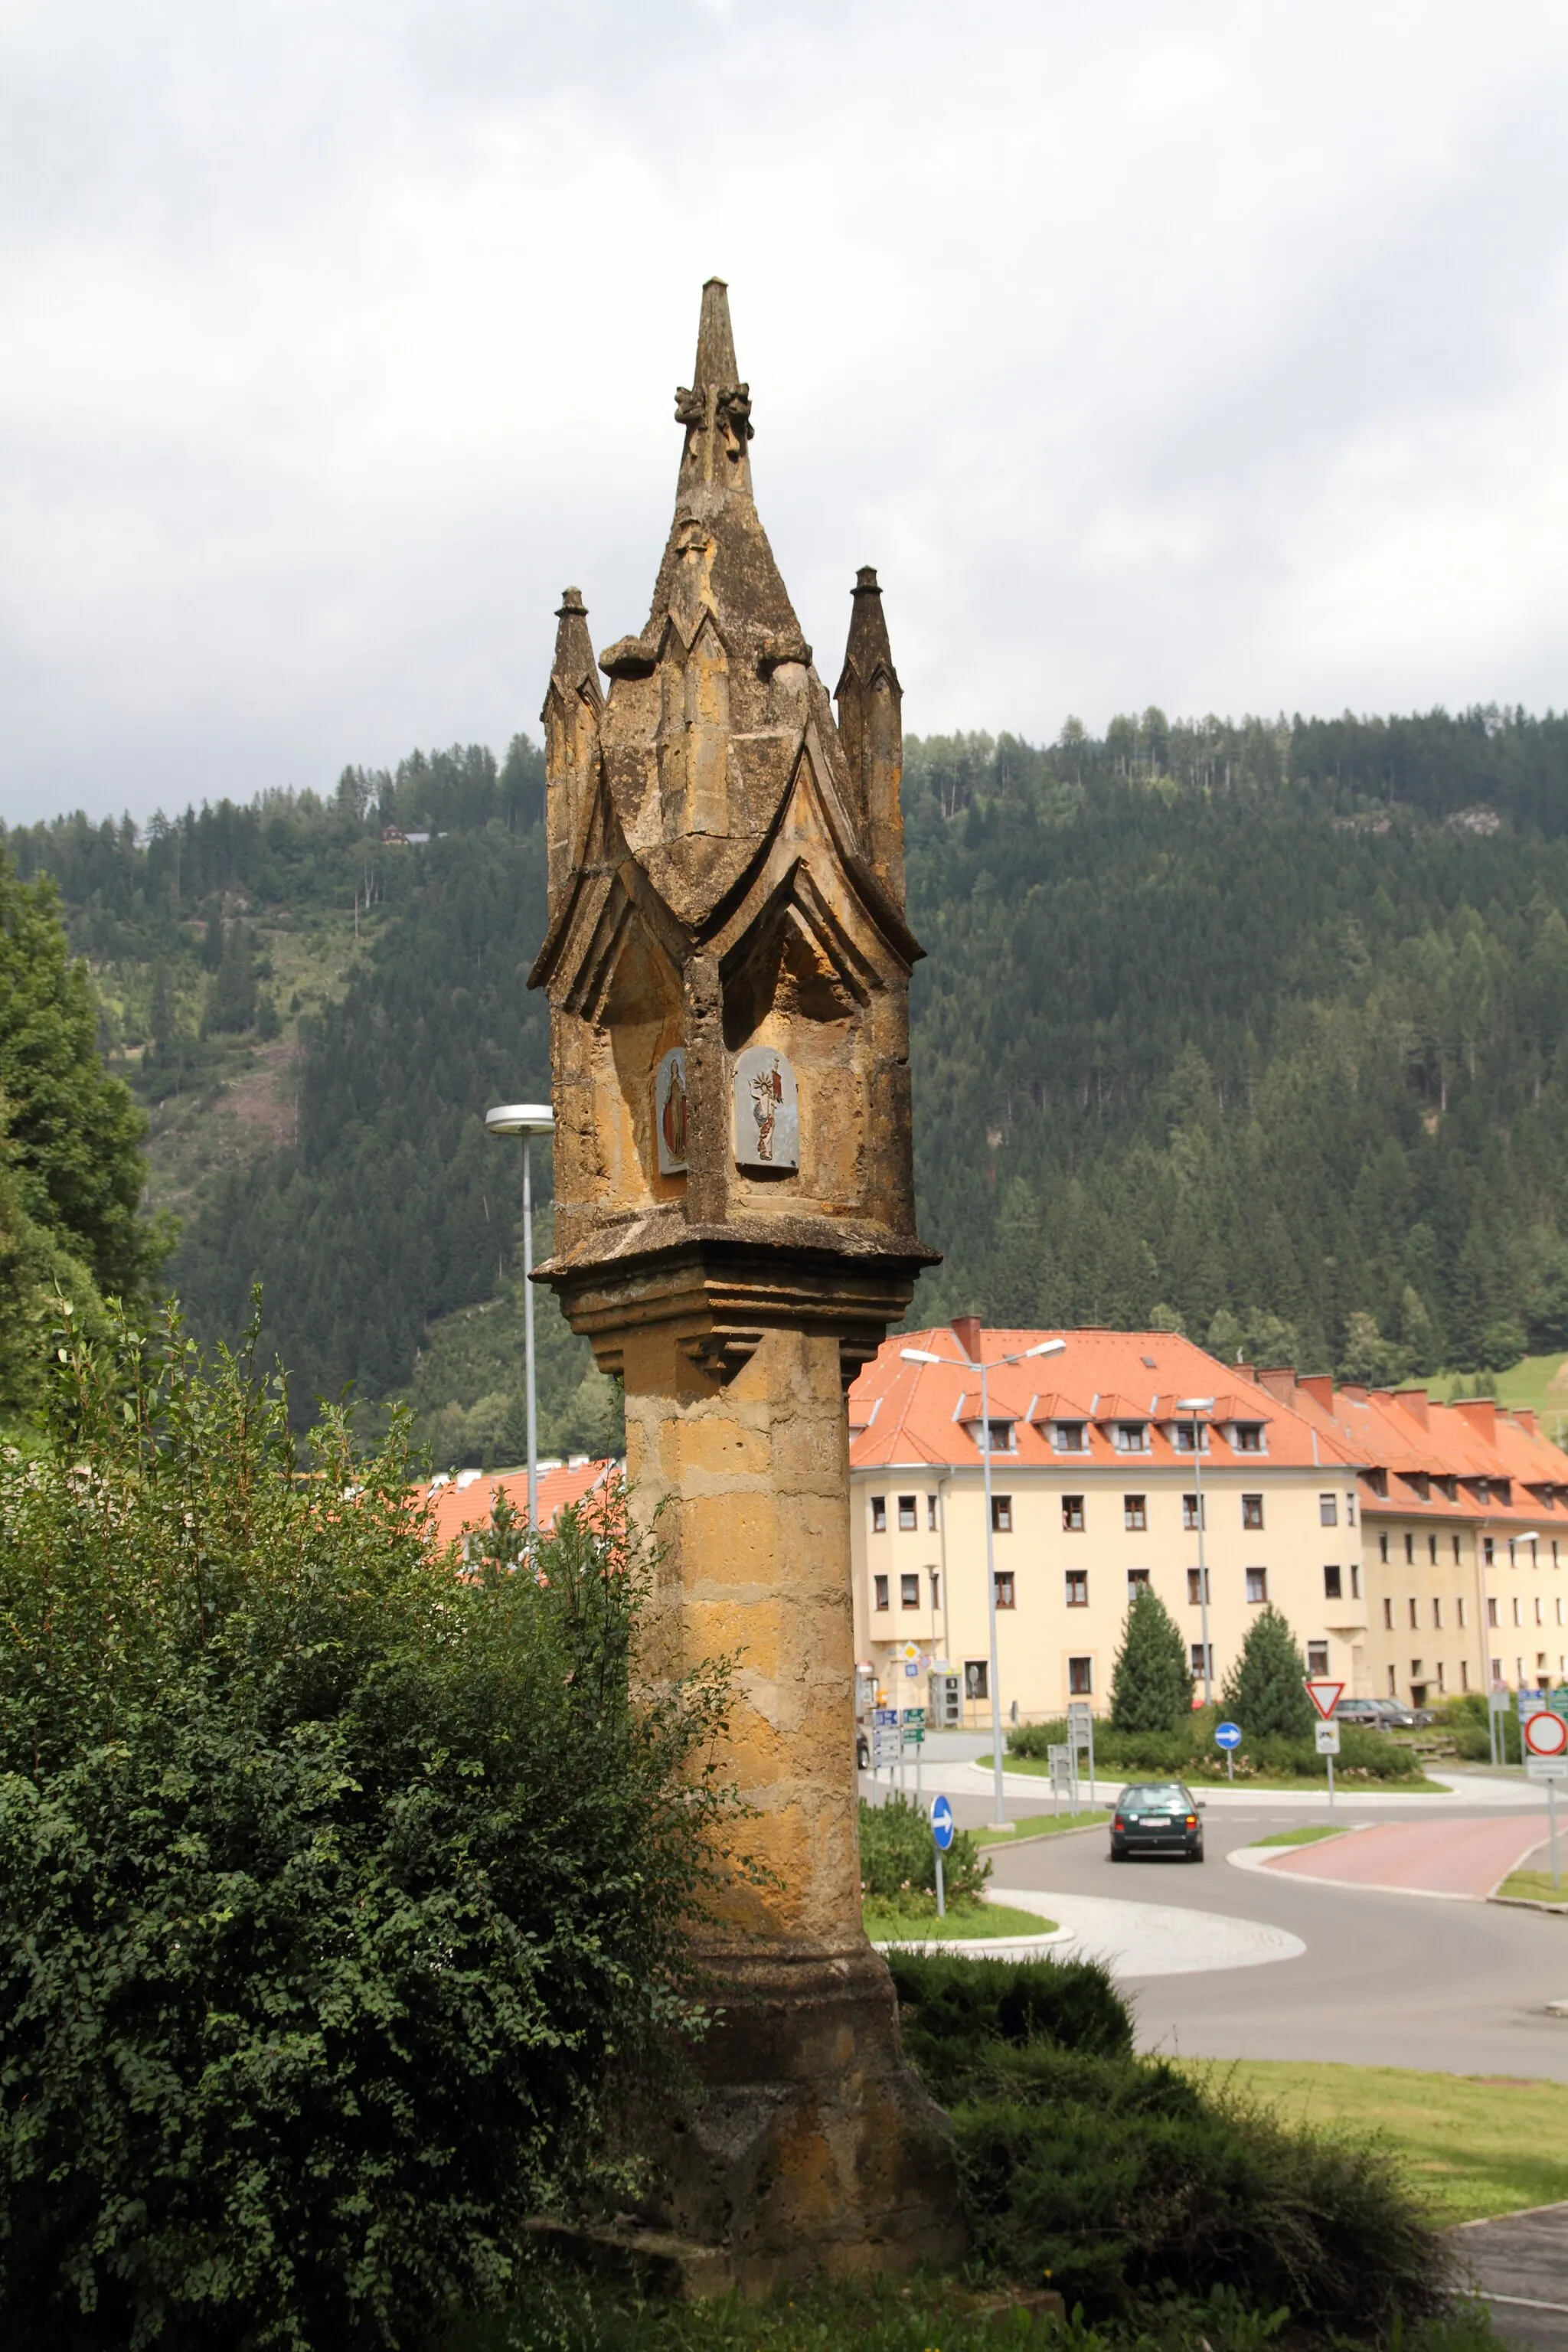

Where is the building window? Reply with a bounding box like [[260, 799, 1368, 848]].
[[1065, 1570, 1089, 1607], [1062, 1494, 1085, 1532], [1067, 1655, 1094, 1694], [1404, 1533, 1414, 1565], [1433, 1598, 1442, 1628], [1514, 1597, 1523, 1627], [1307, 1641, 1330, 1675], [1461, 1660, 1470, 1690], [1379, 1533, 1389, 1563], [1347, 1492, 1357, 1526], [1113, 1422, 1149, 1452], [900, 1573, 920, 1609], [1182, 1493, 1206, 1531], [1324, 1565, 1342, 1601], [1246, 1567, 1269, 1603], [1190, 1642, 1214, 1677], [1429, 1534, 1438, 1566], [1320, 1493, 1338, 1526], [1488, 1597, 1498, 1627], [1128, 1568, 1151, 1596], [1452, 1534, 1461, 1564], [982, 1419, 1014, 1454], [927, 1494, 939, 1531], [1187, 1567, 1210, 1605], [965, 1660, 988, 1700], [1383, 1598, 1393, 1629], [871, 1496, 887, 1534], [1408, 1597, 1419, 1628], [874, 1574, 890, 1611], [994, 1571, 1016, 1610], [1173, 1422, 1210, 1453], [1484, 1537, 1494, 1566], [1457, 1596, 1466, 1627], [897, 1494, 917, 1530], [1437, 1661, 1447, 1694], [1560, 1599, 1566, 1627], [1233, 1423, 1264, 1452], [1537, 1597, 1545, 1626], [1051, 1421, 1086, 1453], [1242, 1494, 1265, 1531], [1124, 1494, 1148, 1530], [1367, 1468, 1388, 1498], [929, 1570, 942, 1610], [992, 1494, 1013, 1533], [1410, 1658, 1423, 1683], [1351, 1563, 1361, 1599], [1387, 1664, 1397, 1696]]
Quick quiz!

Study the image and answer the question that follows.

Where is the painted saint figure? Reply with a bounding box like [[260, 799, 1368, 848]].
[[750, 1055, 782, 1161], [655, 1047, 689, 1174]]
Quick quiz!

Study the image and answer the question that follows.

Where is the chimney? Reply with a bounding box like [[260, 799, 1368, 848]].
[[952, 1315, 982, 1363], [1296, 1374, 1334, 1412], [1397, 1390, 1429, 1427], [1514, 1408, 1540, 1437], [1255, 1366, 1297, 1406], [1455, 1397, 1498, 1442]]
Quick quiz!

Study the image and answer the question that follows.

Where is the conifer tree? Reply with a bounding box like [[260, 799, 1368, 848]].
[[1220, 1604, 1315, 1740], [1109, 1583, 1193, 1733]]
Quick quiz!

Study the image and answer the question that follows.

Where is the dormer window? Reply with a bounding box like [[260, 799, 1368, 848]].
[[1494, 1479, 1511, 1505], [1230, 1422, 1264, 1454], [1171, 1422, 1210, 1454], [1474, 1478, 1490, 1504], [1406, 1472, 1429, 1502], [974, 1419, 1015, 1455], [1050, 1421, 1087, 1454], [1438, 1476, 1457, 1502], [1112, 1421, 1149, 1453]]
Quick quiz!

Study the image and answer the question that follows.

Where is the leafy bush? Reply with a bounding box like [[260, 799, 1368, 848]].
[[1008, 1710, 1424, 1782], [1441, 1691, 1519, 1761], [858, 1793, 990, 1909], [887, 1952, 1456, 2333], [0, 1307, 734, 2350]]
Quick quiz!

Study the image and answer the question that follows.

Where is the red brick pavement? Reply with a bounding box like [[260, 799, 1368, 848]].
[[1264, 1816, 1551, 1897]]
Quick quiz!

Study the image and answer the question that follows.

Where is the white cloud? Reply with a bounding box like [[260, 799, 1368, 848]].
[[2, 0, 1566, 821]]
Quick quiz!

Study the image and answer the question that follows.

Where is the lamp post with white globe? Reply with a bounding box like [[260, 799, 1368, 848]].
[[485, 1102, 555, 1535]]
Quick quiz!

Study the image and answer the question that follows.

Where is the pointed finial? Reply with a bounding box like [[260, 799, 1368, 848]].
[[675, 279, 753, 495], [692, 277, 739, 390], [550, 587, 598, 692]]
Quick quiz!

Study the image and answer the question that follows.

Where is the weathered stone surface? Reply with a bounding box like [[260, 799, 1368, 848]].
[[531, 280, 958, 2285]]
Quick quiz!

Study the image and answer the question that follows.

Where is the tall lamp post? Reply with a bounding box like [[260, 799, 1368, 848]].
[[1177, 1396, 1215, 1708], [485, 1102, 555, 1535], [902, 1334, 1067, 1828]]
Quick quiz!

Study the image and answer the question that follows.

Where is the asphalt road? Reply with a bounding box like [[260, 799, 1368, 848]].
[[866, 1740, 1568, 2078]]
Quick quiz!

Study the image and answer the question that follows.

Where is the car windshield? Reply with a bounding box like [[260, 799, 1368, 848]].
[[1119, 1783, 1189, 1809]]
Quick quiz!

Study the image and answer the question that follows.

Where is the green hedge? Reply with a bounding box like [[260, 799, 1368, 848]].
[[858, 1794, 990, 1908], [0, 1307, 734, 2350], [888, 1950, 1455, 2331], [1008, 1710, 1426, 1782]]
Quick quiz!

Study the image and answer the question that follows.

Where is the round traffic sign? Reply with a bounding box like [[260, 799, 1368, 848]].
[[1215, 1720, 1242, 1751], [930, 1795, 956, 1851], [1524, 1710, 1568, 1758]]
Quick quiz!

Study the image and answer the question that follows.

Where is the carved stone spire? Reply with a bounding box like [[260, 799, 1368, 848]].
[[674, 276, 753, 501], [539, 586, 603, 916], [835, 566, 905, 905]]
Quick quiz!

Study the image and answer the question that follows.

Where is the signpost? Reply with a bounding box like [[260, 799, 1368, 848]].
[[1215, 1719, 1241, 1786], [1488, 1684, 1511, 1767], [1524, 1708, 1568, 1893], [1305, 1680, 1343, 1813], [871, 1704, 900, 1790], [931, 1794, 955, 1918], [1067, 1699, 1096, 1805]]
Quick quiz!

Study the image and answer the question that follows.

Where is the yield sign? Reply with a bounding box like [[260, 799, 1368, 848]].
[[1304, 1678, 1344, 1721], [1524, 1710, 1568, 1758]]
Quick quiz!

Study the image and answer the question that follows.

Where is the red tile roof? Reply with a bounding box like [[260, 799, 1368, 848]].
[[420, 1458, 619, 1550], [1252, 1375, 1568, 1530]]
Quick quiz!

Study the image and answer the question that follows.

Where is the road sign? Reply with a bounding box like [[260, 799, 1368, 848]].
[[1215, 1720, 1242, 1752], [903, 1661, 919, 1677], [903, 1707, 926, 1723], [873, 1706, 899, 1726], [900, 1642, 921, 1664], [1304, 1679, 1344, 1721], [931, 1795, 955, 1851], [1489, 1687, 1512, 1713], [1527, 1756, 1568, 1782], [1315, 1720, 1341, 1756], [1524, 1710, 1568, 1759]]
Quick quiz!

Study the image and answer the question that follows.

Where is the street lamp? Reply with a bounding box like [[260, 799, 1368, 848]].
[[901, 1333, 1067, 1827], [1176, 1396, 1215, 1707], [485, 1102, 555, 1536]]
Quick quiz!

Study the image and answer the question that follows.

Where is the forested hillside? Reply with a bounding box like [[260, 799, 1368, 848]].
[[9, 701, 1568, 1460]]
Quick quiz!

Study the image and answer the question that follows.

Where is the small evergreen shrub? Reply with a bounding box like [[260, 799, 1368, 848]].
[[858, 1794, 990, 1909], [0, 1307, 736, 2350], [1220, 1605, 1316, 1740], [1109, 1585, 1192, 1732], [1008, 1710, 1421, 1781]]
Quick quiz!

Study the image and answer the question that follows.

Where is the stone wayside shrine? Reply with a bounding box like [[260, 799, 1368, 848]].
[[529, 281, 962, 2285]]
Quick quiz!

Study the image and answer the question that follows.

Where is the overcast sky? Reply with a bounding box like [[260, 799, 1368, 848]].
[[4, 0, 1567, 826]]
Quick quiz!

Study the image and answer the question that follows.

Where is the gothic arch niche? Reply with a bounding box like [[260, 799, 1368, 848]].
[[721, 884, 870, 1213], [591, 909, 685, 1205]]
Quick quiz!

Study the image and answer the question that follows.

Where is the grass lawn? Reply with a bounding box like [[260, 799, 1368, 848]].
[[1181, 2059, 1568, 2222], [863, 1899, 1057, 1943], [1497, 1867, 1568, 1904], [1250, 1824, 1353, 1848], [992, 1753, 1449, 1794], [972, 1808, 1109, 1847]]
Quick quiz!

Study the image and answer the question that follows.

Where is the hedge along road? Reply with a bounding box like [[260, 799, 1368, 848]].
[[952, 1795, 1568, 2080]]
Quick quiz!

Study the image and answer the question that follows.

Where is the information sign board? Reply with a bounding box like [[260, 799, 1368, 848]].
[[1527, 1756, 1568, 1782], [1315, 1720, 1341, 1756]]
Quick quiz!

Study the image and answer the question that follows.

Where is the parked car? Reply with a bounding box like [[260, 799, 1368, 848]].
[[1376, 1700, 1421, 1730], [1109, 1782, 1205, 1863], [855, 1729, 871, 1769], [1335, 1698, 1389, 1730]]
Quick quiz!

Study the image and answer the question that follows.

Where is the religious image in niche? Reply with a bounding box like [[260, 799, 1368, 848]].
[[733, 1045, 799, 1171], [655, 1047, 689, 1174]]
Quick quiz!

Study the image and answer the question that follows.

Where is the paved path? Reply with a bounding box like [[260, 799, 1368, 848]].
[[1458, 2203, 1568, 2350], [988, 1885, 1305, 1977], [1263, 1817, 1547, 1899]]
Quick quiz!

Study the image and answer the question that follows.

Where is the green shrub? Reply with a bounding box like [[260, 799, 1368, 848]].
[[887, 1952, 1456, 2332], [1108, 1585, 1193, 1732], [1008, 1710, 1424, 1782], [1219, 1606, 1316, 1740], [858, 1793, 990, 1906], [0, 1307, 735, 2350]]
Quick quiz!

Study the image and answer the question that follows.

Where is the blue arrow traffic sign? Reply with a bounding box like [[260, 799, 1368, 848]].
[[1215, 1721, 1242, 1751], [931, 1795, 956, 1851]]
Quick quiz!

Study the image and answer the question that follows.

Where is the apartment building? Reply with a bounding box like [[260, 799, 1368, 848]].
[[848, 1321, 1367, 1720], [1249, 1371, 1568, 1704]]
